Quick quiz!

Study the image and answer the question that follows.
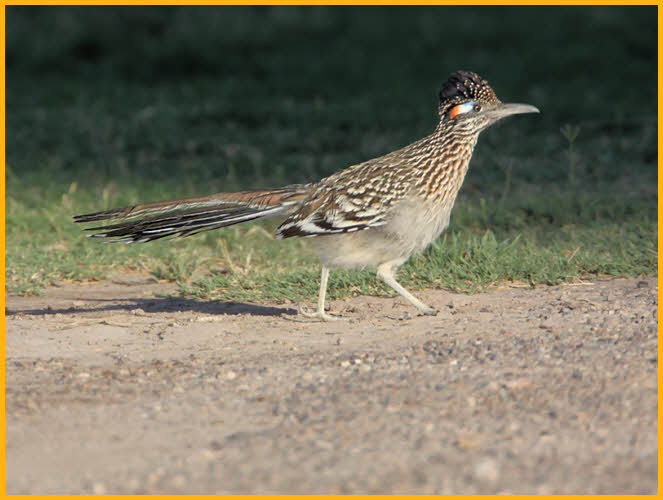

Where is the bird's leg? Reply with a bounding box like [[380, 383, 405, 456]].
[[299, 265, 343, 321], [376, 260, 438, 316]]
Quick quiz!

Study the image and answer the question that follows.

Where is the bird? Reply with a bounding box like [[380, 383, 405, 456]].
[[74, 71, 539, 321]]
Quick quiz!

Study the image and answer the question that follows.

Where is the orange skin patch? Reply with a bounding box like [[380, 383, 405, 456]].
[[449, 101, 475, 120]]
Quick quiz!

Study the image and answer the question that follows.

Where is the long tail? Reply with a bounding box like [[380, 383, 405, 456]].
[[73, 185, 310, 243]]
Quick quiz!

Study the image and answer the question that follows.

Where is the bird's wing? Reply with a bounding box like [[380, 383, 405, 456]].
[[276, 154, 415, 239]]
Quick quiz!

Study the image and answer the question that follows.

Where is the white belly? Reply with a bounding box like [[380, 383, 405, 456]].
[[313, 194, 455, 270]]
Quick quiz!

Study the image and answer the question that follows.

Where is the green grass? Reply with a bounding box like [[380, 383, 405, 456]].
[[180, 192, 656, 303], [6, 6, 657, 301]]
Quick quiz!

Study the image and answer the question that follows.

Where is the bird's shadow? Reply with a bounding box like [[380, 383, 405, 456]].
[[6, 295, 297, 318]]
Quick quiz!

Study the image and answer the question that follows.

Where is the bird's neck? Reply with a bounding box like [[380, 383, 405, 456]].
[[413, 127, 479, 203]]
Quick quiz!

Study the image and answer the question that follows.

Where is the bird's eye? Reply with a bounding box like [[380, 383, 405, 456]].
[[473, 104, 482, 112]]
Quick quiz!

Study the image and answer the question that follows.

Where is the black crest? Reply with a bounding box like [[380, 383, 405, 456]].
[[438, 71, 499, 116]]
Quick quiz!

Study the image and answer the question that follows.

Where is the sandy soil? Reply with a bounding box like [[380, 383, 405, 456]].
[[5, 275, 658, 494]]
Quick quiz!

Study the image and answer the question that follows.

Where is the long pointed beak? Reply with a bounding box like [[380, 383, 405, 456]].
[[488, 102, 540, 121]]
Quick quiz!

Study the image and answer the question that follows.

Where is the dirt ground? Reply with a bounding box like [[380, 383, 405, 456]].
[[4, 274, 658, 494]]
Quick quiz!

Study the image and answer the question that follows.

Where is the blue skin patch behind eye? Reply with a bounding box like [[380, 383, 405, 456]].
[[455, 101, 476, 115]]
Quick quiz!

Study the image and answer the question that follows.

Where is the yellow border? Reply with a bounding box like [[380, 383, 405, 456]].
[[1, 0, 661, 4], [1, 3, 659, 498], [658, 3, 662, 495], [0, 3, 5, 496], [0, 5, 5, 494]]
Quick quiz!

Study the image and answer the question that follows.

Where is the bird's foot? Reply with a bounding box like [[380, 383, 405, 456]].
[[417, 306, 439, 316], [298, 305, 345, 322]]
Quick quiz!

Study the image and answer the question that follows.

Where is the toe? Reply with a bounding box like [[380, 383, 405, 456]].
[[298, 305, 344, 321]]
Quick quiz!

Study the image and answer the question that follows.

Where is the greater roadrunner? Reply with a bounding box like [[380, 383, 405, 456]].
[[74, 71, 539, 320]]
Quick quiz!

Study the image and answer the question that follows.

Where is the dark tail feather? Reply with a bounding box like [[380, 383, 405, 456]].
[[73, 185, 309, 243]]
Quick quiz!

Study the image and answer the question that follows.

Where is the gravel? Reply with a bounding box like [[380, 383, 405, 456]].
[[5, 276, 658, 493]]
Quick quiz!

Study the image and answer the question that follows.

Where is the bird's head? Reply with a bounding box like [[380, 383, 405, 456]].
[[438, 71, 539, 133]]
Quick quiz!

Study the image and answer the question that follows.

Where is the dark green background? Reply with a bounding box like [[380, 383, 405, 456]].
[[7, 6, 656, 192]]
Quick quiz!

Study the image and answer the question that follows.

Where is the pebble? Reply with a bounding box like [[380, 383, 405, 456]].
[[474, 457, 500, 482], [171, 474, 187, 488], [505, 378, 532, 390], [315, 439, 334, 450], [92, 482, 106, 494]]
